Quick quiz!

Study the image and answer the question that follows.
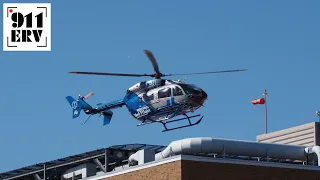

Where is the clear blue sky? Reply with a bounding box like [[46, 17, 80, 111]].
[[1, 0, 319, 173]]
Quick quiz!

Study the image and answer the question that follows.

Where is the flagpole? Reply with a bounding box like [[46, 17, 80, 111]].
[[263, 89, 268, 134]]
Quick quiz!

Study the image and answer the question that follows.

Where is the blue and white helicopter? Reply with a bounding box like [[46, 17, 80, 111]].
[[66, 50, 247, 132]]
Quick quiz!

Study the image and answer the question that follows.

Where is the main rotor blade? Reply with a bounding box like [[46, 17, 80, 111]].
[[69, 71, 153, 77], [144, 50, 160, 75], [164, 69, 248, 76]]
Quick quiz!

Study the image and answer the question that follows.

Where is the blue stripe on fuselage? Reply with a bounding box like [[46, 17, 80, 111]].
[[123, 91, 153, 117], [171, 97, 175, 105], [158, 97, 176, 111], [96, 99, 125, 110]]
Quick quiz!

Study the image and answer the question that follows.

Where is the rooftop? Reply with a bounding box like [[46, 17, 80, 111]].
[[0, 143, 166, 180]]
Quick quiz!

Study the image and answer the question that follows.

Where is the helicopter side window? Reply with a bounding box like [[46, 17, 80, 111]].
[[179, 84, 201, 95], [158, 88, 171, 98], [173, 86, 183, 96]]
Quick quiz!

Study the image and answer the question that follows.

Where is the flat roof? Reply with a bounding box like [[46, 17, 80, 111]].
[[0, 143, 166, 180]]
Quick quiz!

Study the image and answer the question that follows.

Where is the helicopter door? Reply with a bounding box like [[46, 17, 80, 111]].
[[156, 87, 172, 109], [172, 85, 185, 104]]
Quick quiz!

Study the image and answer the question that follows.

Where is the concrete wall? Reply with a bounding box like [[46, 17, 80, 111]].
[[256, 122, 319, 146]]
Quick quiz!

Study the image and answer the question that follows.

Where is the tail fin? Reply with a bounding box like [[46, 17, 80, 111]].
[[101, 110, 113, 125], [65, 96, 86, 119]]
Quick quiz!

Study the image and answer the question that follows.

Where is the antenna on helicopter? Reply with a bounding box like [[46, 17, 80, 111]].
[[177, 77, 187, 83]]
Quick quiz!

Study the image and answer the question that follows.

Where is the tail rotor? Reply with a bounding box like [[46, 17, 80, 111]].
[[84, 92, 94, 100]]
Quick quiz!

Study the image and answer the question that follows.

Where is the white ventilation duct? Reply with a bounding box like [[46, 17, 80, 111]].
[[128, 149, 155, 165], [129, 137, 320, 165], [305, 146, 320, 163]]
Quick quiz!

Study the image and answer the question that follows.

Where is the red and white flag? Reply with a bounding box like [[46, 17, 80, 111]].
[[252, 98, 265, 105], [252, 89, 268, 105]]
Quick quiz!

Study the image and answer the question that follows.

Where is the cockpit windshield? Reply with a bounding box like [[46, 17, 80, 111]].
[[178, 84, 202, 95]]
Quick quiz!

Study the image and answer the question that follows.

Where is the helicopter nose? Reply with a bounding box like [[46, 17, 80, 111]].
[[187, 88, 207, 105], [201, 90, 207, 100]]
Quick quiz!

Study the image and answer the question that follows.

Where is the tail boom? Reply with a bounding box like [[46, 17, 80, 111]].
[[65, 95, 125, 126]]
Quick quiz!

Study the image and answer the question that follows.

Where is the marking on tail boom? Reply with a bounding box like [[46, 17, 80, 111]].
[[71, 101, 78, 109]]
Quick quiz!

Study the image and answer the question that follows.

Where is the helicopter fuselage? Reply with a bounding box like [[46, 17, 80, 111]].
[[123, 79, 208, 122], [66, 49, 245, 131]]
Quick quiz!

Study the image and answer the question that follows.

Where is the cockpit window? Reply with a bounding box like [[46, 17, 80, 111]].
[[158, 88, 171, 98], [173, 86, 184, 96], [178, 84, 201, 95]]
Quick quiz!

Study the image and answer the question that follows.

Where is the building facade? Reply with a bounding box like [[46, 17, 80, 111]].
[[257, 122, 320, 146], [87, 155, 320, 180]]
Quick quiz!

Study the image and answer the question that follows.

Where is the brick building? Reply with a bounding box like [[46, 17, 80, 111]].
[[86, 155, 320, 180]]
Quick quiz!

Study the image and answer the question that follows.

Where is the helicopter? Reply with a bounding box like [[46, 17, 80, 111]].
[[65, 50, 247, 132]]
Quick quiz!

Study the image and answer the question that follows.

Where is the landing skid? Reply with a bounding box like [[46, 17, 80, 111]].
[[137, 114, 203, 132]]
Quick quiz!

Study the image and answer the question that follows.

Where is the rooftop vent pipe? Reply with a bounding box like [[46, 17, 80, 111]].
[[154, 137, 308, 161], [129, 137, 320, 166], [305, 146, 320, 163]]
